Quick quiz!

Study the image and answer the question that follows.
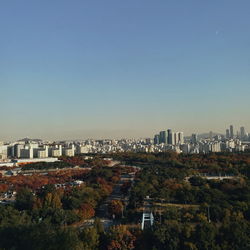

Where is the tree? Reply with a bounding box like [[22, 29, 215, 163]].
[[43, 192, 62, 209], [189, 176, 206, 186], [153, 221, 182, 250], [79, 227, 99, 250], [39, 184, 56, 198], [0, 183, 8, 193], [15, 187, 34, 210], [108, 200, 123, 218], [78, 203, 95, 219], [219, 214, 250, 250], [54, 228, 83, 250], [194, 222, 217, 250], [106, 225, 136, 250], [93, 218, 104, 234], [0, 206, 30, 226]]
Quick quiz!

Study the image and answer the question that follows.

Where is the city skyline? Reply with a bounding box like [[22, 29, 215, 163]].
[[1, 124, 248, 162], [1, 1, 250, 140], [1, 2, 250, 248], [1, 124, 249, 142]]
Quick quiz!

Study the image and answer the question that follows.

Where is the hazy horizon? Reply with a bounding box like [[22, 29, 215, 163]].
[[1, 1, 250, 140], [0, 126, 247, 142]]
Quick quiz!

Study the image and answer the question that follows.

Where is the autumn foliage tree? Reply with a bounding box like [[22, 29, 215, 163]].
[[108, 200, 123, 218], [77, 203, 95, 220], [0, 183, 8, 193], [107, 225, 136, 250], [43, 192, 62, 209]]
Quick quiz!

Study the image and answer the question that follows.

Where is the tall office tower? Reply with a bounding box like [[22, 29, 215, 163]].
[[174, 132, 178, 145], [209, 131, 213, 140], [230, 125, 234, 139], [236, 131, 240, 139], [171, 133, 175, 145], [173, 132, 178, 145], [159, 131, 167, 144], [145, 138, 151, 145], [177, 132, 184, 144], [154, 134, 160, 145], [191, 134, 198, 144], [240, 126, 246, 140], [167, 129, 173, 144], [226, 129, 230, 139]]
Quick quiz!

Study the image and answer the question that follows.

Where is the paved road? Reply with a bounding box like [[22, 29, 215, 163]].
[[96, 173, 134, 224], [78, 168, 136, 230]]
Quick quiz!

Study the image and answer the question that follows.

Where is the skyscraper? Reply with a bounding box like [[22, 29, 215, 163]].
[[167, 129, 173, 144], [230, 125, 234, 139], [209, 131, 213, 140], [240, 126, 246, 140], [174, 132, 178, 146], [154, 134, 160, 145], [226, 129, 230, 139], [159, 131, 167, 144], [177, 132, 184, 144], [191, 134, 198, 144], [174, 132, 184, 145]]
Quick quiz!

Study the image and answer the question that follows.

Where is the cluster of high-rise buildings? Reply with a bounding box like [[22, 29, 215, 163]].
[[0, 125, 249, 163], [152, 126, 249, 154], [151, 126, 249, 154], [154, 130, 184, 145], [225, 125, 248, 141]]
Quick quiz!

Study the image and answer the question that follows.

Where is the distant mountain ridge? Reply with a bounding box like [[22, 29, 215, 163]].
[[198, 132, 224, 138], [185, 132, 224, 139], [18, 138, 42, 142]]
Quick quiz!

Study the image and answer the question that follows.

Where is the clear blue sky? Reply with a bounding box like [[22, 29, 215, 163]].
[[0, 0, 250, 140]]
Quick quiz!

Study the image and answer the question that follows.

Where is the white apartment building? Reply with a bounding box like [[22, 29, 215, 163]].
[[51, 145, 63, 157], [20, 148, 33, 159], [0, 145, 8, 160], [63, 145, 75, 157], [77, 145, 92, 154]]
